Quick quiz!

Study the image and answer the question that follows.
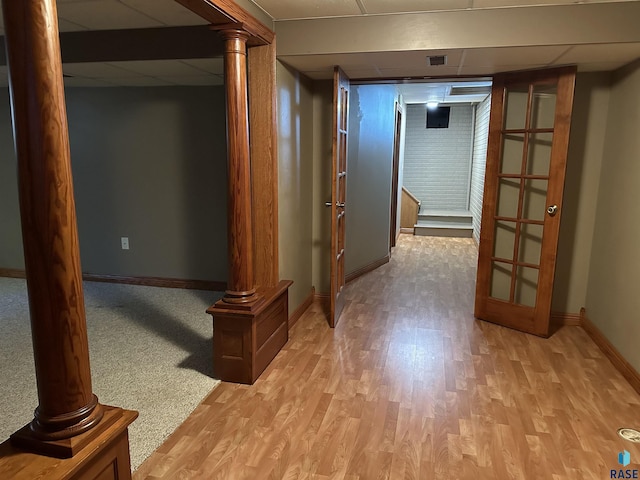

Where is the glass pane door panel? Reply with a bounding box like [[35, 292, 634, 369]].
[[504, 86, 529, 130], [491, 261, 513, 302], [501, 134, 525, 174], [494, 221, 516, 260], [522, 179, 547, 221], [531, 84, 557, 129], [496, 178, 520, 218], [527, 133, 553, 176], [515, 266, 539, 307], [518, 223, 543, 265]]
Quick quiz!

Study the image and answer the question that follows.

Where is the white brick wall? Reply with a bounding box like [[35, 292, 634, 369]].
[[402, 104, 474, 211], [470, 95, 491, 243]]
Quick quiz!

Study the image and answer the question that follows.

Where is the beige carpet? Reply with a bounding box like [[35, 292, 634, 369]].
[[0, 277, 222, 470]]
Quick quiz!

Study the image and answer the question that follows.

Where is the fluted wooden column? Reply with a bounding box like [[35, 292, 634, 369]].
[[220, 28, 259, 304], [3, 0, 103, 442]]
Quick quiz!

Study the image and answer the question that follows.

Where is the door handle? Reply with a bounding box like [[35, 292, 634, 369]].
[[325, 202, 345, 208], [547, 205, 558, 216]]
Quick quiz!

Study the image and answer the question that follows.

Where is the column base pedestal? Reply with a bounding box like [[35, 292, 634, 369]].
[[2, 405, 138, 479], [208, 279, 292, 384]]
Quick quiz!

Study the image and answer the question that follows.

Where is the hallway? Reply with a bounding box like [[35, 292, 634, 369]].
[[135, 234, 640, 479]]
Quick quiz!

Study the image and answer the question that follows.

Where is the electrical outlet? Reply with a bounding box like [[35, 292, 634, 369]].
[[121, 237, 129, 250]]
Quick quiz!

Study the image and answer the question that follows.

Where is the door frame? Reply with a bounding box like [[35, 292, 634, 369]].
[[389, 103, 403, 249]]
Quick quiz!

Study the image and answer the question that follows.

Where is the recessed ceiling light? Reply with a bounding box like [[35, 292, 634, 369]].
[[426, 101, 439, 109]]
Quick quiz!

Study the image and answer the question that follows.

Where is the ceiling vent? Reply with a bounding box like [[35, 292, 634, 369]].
[[449, 86, 492, 96], [427, 55, 447, 66]]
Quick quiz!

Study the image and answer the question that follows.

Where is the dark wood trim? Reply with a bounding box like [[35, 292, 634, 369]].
[[346, 255, 390, 284], [581, 308, 640, 396], [1, 269, 226, 291], [175, 0, 274, 45], [550, 311, 581, 326], [82, 274, 226, 291], [289, 287, 315, 329], [0, 268, 26, 278]]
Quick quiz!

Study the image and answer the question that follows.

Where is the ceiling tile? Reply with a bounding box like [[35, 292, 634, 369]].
[[162, 75, 224, 86], [456, 64, 546, 75], [63, 77, 118, 87], [342, 67, 384, 78], [552, 43, 640, 66], [181, 58, 225, 75], [361, 0, 470, 14], [57, 0, 163, 30], [471, 0, 570, 7], [120, 0, 208, 26], [299, 70, 334, 80], [63, 62, 139, 78], [250, 0, 361, 20], [461, 46, 569, 67], [377, 66, 461, 77], [57, 18, 90, 32], [366, 50, 465, 70], [96, 76, 175, 87]]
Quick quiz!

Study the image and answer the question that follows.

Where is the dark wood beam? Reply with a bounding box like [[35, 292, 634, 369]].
[[0, 25, 224, 66], [175, 0, 274, 45]]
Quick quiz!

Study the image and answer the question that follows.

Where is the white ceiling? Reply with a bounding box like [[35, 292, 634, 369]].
[[395, 80, 493, 105], [0, 0, 639, 88], [249, 0, 639, 20]]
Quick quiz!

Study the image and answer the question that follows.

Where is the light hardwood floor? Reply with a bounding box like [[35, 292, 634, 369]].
[[135, 235, 640, 479]]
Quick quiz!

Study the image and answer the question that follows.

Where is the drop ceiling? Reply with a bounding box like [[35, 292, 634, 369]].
[[0, 0, 638, 87]]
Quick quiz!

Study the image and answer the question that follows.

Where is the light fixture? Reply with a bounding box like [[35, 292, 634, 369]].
[[426, 101, 439, 109]]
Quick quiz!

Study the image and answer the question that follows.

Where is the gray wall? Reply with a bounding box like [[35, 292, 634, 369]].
[[553, 72, 610, 315], [311, 80, 334, 295], [584, 61, 640, 372], [403, 104, 474, 211], [276, 61, 315, 312], [345, 84, 397, 274], [0, 91, 22, 269], [1, 86, 228, 282], [469, 95, 490, 243]]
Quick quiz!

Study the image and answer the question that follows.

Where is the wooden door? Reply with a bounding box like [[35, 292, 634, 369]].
[[329, 66, 350, 328], [475, 66, 576, 337]]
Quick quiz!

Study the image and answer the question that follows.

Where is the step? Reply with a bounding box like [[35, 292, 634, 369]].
[[414, 223, 474, 238], [417, 209, 473, 226], [414, 210, 474, 237]]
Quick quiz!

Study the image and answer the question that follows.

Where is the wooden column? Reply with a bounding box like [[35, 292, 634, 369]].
[[4, 0, 103, 443], [220, 28, 259, 304], [208, 26, 291, 385], [3, 1, 137, 470]]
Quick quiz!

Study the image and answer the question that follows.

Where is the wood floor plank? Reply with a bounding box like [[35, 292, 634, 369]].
[[135, 235, 640, 479]]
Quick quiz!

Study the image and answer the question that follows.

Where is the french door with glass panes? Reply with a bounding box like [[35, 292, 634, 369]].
[[475, 67, 576, 337]]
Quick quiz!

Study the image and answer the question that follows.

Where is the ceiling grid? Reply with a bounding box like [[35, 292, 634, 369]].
[[0, 0, 638, 87]]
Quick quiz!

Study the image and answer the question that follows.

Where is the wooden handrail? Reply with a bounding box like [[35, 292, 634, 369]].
[[402, 186, 420, 207], [400, 187, 421, 229]]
